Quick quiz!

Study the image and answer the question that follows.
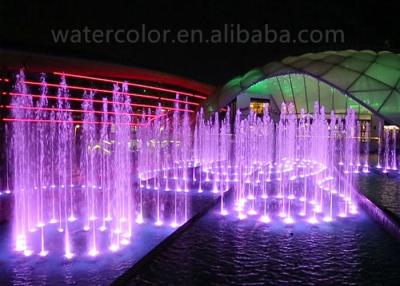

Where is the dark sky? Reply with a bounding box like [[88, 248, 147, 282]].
[[1, 0, 399, 86]]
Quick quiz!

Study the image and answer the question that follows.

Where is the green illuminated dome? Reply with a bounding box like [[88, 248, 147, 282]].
[[208, 50, 400, 124]]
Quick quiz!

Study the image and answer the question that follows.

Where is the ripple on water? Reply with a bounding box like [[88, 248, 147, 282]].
[[131, 208, 400, 286], [357, 173, 400, 217]]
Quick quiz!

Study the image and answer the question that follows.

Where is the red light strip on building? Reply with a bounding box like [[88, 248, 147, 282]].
[[160, 97, 199, 106], [6, 92, 194, 113], [24, 80, 199, 106], [53, 72, 207, 100], [4, 105, 157, 118], [26, 80, 158, 100], [2, 118, 144, 126]]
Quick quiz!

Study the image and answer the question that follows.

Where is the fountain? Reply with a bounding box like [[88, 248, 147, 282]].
[[195, 102, 360, 224], [4, 70, 375, 260]]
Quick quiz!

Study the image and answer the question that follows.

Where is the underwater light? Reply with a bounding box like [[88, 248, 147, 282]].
[[283, 217, 295, 224], [260, 215, 271, 223]]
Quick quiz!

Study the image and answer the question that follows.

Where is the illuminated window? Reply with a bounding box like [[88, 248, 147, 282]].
[[250, 99, 268, 115]]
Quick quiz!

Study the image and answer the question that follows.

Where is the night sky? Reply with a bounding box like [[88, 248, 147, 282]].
[[1, 0, 399, 86]]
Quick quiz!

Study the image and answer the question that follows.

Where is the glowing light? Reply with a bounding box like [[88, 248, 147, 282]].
[[135, 215, 144, 224], [349, 206, 358, 215], [260, 215, 271, 223], [121, 239, 130, 246], [65, 252, 74, 259], [89, 249, 99, 257], [6, 92, 193, 114], [314, 205, 322, 213], [39, 250, 49, 257], [155, 220, 163, 226], [238, 213, 247, 220], [247, 209, 257, 216], [308, 217, 318, 224], [220, 209, 228, 216], [53, 72, 207, 99], [3, 117, 143, 126], [16, 235, 26, 251], [23, 80, 201, 106], [283, 217, 295, 224], [109, 244, 119, 252], [23, 249, 33, 257]]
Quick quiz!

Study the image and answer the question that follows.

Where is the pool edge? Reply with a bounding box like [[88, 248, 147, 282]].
[[111, 189, 232, 285], [355, 190, 400, 240]]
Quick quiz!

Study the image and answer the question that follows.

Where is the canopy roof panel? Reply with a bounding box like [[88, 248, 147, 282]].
[[210, 50, 400, 124]]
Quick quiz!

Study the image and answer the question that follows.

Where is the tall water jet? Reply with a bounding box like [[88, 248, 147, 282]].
[[376, 121, 382, 169], [383, 128, 390, 173], [362, 123, 370, 173], [391, 128, 398, 171]]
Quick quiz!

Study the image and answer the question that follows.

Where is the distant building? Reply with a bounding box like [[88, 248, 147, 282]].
[[205, 50, 400, 138]]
